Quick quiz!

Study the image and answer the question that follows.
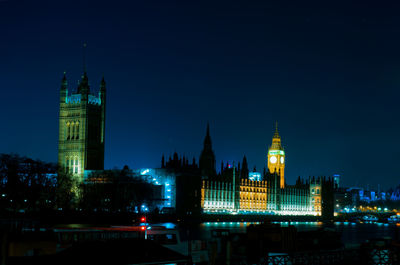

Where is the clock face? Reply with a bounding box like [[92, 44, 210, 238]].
[[269, 156, 277, 164], [280, 157, 284, 164]]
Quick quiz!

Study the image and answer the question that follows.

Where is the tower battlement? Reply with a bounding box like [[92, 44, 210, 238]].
[[65, 94, 102, 105]]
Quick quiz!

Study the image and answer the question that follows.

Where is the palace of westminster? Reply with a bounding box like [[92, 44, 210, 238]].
[[58, 71, 334, 218]]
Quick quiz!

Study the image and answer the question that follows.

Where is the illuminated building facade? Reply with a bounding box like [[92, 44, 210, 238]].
[[201, 175, 322, 216], [239, 179, 267, 212], [310, 178, 322, 213], [58, 72, 106, 180], [267, 124, 285, 188], [200, 125, 334, 217], [278, 185, 312, 215], [201, 180, 235, 212]]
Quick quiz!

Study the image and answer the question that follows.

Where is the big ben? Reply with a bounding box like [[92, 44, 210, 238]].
[[267, 123, 285, 188]]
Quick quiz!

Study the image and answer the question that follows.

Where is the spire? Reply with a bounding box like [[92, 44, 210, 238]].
[[203, 122, 212, 150], [269, 122, 283, 151], [199, 122, 216, 177], [241, 155, 249, 179], [77, 43, 90, 96], [82, 71, 89, 84], [60, 72, 68, 102], [83, 42, 87, 73], [273, 121, 280, 139], [100, 76, 106, 91], [61, 72, 67, 89]]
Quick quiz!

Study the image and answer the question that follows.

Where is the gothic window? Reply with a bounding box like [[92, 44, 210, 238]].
[[316, 189, 320, 194], [71, 122, 75, 140], [76, 122, 79, 139], [66, 122, 70, 140]]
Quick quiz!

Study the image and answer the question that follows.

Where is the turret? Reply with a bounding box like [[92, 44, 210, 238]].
[[60, 72, 68, 103], [100, 76, 106, 102], [100, 76, 106, 145]]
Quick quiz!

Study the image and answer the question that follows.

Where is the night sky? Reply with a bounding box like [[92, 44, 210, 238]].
[[1, 1, 400, 189]]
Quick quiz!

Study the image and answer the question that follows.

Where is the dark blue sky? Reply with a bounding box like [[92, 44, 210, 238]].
[[1, 0, 400, 189]]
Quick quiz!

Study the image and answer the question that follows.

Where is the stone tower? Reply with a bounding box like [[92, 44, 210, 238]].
[[267, 123, 285, 188], [58, 72, 106, 179], [199, 123, 216, 177]]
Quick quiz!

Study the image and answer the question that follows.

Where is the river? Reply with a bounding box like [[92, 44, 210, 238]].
[[186, 221, 400, 246]]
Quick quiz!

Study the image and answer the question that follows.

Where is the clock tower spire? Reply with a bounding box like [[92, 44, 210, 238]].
[[267, 122, 285, 188]]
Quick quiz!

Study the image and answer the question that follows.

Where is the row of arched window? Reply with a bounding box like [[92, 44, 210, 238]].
[[65, 157, 79, 174], [66, 121, 80, 140]]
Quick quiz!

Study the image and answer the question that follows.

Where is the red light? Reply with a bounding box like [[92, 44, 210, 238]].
[[141, 217, 146, 222], [141, 226, 146, 230]]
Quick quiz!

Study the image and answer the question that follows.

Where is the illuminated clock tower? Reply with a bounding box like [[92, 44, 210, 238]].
[[267, 123, 285, 188]]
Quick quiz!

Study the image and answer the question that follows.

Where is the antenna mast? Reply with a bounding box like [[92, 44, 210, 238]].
[[83, 42, 87, 73]]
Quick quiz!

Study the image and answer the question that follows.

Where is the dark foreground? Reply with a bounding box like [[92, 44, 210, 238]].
[[1, 212, 400, 264]]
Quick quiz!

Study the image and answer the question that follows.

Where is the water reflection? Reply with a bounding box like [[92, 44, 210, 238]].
[[198, 221, 400, 245]]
